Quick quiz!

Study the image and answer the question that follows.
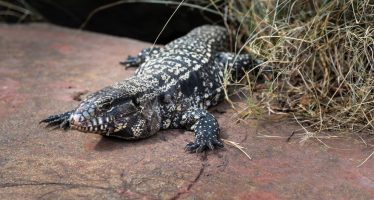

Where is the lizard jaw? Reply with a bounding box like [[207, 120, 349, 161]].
[[69, 113, 113, 134]]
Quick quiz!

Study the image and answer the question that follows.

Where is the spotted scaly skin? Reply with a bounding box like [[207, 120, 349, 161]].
[[41, 25, 257, 153]]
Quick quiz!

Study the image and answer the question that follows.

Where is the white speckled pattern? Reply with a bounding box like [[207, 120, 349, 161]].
[[41, 25, 257, 152]]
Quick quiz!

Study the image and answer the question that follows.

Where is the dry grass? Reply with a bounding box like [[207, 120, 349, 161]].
[[222, 139, 252, 160], [216, 0, 374, 138], [0, 0, 41, 22]]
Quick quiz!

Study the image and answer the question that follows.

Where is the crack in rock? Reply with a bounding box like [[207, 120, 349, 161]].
[[170, 163, 206, 200]]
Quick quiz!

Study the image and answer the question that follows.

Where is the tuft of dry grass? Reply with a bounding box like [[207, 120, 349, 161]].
[[0, 0, 42, 22], [217, 0, 374, 138]]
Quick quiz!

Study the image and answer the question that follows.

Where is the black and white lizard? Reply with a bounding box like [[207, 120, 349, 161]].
[[40, 25, 257, 153]]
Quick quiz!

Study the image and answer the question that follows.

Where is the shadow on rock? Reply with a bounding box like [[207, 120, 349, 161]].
[[93, 134, 164, 152], [93, 136, 131, 152]]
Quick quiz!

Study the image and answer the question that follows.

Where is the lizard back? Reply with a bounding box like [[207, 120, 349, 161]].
[[129, 25, 229, 128]]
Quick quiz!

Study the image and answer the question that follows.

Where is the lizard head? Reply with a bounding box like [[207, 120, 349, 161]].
[[68, 86, 161, 139]]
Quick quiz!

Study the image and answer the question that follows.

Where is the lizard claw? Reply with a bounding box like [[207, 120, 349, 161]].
[[185, 142, 199, 152], [40, 111, 72, 131], [185, 138, 224, 153], [207, 141, 215, 150]]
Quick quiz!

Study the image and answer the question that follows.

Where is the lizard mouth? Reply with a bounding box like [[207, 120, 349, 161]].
[[69, 113, 113, 134]]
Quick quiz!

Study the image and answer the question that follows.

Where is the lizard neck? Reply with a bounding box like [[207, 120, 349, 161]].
[[111, 76, 160, 104]]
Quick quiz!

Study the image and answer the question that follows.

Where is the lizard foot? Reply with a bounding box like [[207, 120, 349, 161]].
[[185, 134, 224, 153], [120, 56, 140, 69], [40, 111, 72, 130]]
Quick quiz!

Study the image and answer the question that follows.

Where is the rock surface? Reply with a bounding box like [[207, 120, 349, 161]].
[[0, 23, 373, 200]]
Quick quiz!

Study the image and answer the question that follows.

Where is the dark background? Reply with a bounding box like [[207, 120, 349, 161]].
[[1, 0, 224, 44]]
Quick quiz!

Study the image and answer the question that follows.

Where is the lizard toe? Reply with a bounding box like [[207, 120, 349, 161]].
[[213, 139, 224, 148], [185, 142, 200, 153], [207, 141, 215, 150], [41, 111, 72, 130], [196, 145, 206, 153]]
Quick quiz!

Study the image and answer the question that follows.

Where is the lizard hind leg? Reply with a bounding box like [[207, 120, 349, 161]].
[[181, 108, 224, 153], [214, 52, 260, 81]]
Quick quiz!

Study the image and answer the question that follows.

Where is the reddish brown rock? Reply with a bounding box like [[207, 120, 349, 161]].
[[0, 23, 373, 199]]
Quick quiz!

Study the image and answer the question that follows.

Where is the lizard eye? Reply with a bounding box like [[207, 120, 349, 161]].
[[97, 97, 113, 110], [131, 97, 139, 107]]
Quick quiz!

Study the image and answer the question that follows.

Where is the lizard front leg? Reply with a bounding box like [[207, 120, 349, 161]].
[[40, 110, 73, 130], [181, 108, 224, 153], [120, 47, 162, 68]]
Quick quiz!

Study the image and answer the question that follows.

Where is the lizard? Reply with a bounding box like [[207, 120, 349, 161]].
[[40, 25, 257, 153]]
